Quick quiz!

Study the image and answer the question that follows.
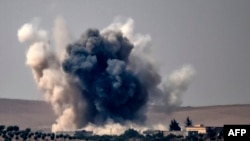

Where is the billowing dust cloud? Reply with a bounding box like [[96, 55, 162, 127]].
[[17, 17, 195, 134]]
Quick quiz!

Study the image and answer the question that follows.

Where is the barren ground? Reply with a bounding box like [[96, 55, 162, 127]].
[[0, 98, 250, 131]]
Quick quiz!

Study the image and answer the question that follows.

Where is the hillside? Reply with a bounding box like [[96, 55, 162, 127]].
[[147, 104, 250, 129], [0, 98, 250, 131], [0, 98, 55, 131]]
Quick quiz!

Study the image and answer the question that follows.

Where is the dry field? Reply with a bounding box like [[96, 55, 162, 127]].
[[1, 98, 250, 131]]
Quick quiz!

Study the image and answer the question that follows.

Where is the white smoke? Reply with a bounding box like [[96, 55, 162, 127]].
[[84, 120, 149, 135], [52, 16, 72, 62], [83, 121, 170, 135], [104, 18, 195, 109], [17, 18, 87, 132], [18, 17, 195, 134], [17, 23, 48, 44], [163, 65, 195, 107]]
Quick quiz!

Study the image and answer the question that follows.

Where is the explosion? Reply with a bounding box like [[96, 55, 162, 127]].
[[17, 17, 195, 134]]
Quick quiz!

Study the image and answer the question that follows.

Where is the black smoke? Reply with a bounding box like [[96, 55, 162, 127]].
[[18, 18, 195, 133], [62, 29, 148, 125]]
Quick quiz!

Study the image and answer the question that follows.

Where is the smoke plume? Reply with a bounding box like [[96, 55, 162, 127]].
[[17, 17, 195, 134]]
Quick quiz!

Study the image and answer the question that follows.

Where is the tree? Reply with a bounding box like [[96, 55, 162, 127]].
[[6, 126, 13, 132], [50, 135, 55, 140], [169, 119, 181, 131], [13, 126, 19, 132], [164, 134, 178, 141], [8, 133, 13, 139], [206, 127, 217, 140], [28, 133, 32, 138], [113, 128, 143, 141], [24, 128, 31, 133], [185, 116, 193, 127], [42, 135, 46, 140], [123, 128, 141, 138], [0, 125, 5, 131], [22, 136, 27, 140]]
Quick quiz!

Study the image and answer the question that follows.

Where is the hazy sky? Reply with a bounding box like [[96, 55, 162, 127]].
[[0, 0, 249, 106]]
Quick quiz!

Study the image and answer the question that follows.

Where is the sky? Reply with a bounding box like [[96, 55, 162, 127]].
[[0, 0, 249, 106]]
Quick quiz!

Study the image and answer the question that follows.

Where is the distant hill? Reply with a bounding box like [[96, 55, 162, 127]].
[[0, 98, 55, 131], [147, 104, 250, 129], [1, 98, 250, 131]]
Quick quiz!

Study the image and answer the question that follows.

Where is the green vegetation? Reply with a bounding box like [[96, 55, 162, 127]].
[[185, 116, 193, 127], [0, 123, 224, 141], [169, 119, 181, 131]]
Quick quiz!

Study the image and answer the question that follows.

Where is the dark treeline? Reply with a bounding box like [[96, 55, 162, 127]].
[[0, 125, 76, 141], [0, 124, 223, 141]]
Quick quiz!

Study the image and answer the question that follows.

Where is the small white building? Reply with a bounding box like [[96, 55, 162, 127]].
[[185, 124, 207, 134]]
